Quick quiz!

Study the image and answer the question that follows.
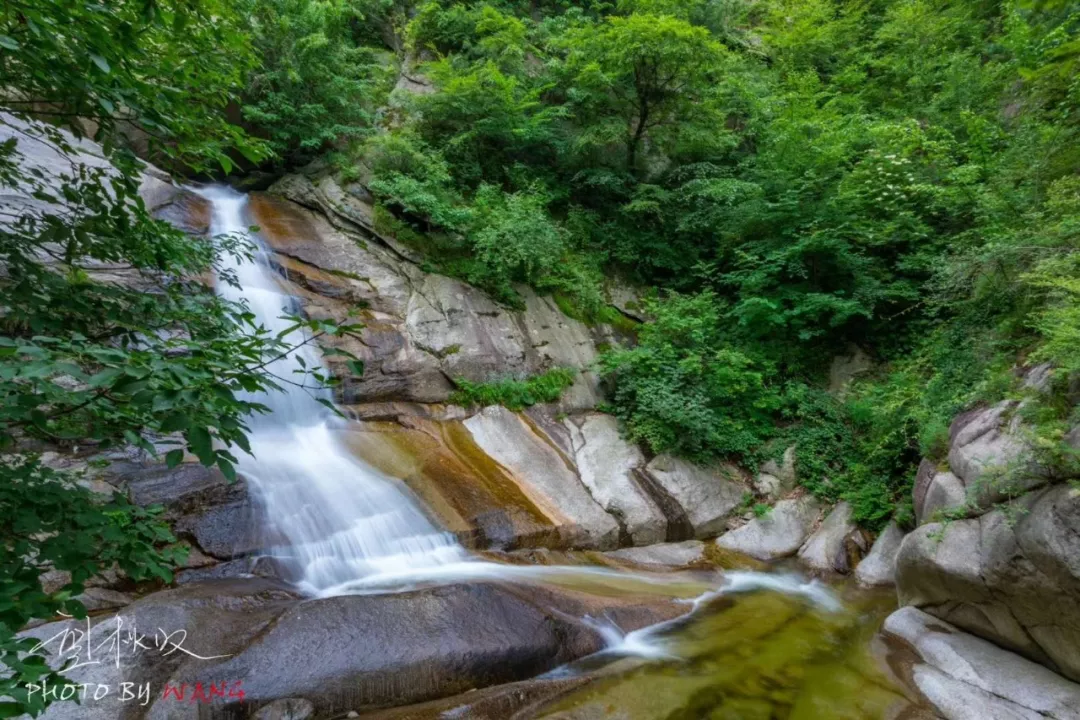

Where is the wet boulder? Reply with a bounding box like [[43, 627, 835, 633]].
[[145, 582, 644, 718]]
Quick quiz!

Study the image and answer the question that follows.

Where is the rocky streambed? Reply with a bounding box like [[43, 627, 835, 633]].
[[11, 116, 1080, 720]]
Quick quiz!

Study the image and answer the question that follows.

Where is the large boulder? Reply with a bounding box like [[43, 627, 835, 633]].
[[895, 484, 1080, 681], [715, 495, 822, 561], [463, 407, 619, 549], [643, 455, 748, 539], [883, 607, 1080, 720], [945, 401, 1044, 508], [854, 521, 905, 587], [564, 414, 667, 546], [143, 583, 648, 718]]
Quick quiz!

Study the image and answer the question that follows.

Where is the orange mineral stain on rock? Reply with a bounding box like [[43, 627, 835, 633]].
[[247, 191, 322, 255], [342, 418, 568, 550]]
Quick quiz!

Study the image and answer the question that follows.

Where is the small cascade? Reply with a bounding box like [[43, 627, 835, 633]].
[[195, 185, 468, 595], [194, 184, 844, 631]]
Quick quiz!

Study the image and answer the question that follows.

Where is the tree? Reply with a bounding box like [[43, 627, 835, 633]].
[[0, 2, 361, 714], [241, 0, 394, 167], [559, 13, 727, 176]]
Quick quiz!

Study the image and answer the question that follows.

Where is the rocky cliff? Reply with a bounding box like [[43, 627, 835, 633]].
[[875, 371, 1080, 719]]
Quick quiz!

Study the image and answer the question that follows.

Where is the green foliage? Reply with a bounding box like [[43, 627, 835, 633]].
[[0, 458, 185, 717], [0, 0, 268, 173], [344, 0, 1080, 533], [598, 292, 782, 462], [241, 0, 394, 166], [450, 368, 577, 410], [0, 1, 366, 713], [557, 12, 729, 175]]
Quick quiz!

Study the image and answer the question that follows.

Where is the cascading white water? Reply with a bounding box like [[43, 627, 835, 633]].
[[194, 184, 844, 644], [196, 185, 468, 595]]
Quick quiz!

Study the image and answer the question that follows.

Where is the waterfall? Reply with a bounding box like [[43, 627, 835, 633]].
[[195, 185, 468, 596], [192, 185, 841, 624]]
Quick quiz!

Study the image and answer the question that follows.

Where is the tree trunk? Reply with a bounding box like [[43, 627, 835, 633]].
[[628, 100, 649, 177]]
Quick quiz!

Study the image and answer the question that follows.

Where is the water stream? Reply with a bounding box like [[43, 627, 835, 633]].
[[195, 185, 860, 660], [197, 185, 470, 596]]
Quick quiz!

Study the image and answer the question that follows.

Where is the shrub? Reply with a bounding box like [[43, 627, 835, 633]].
[[450, 368, 577, 410]]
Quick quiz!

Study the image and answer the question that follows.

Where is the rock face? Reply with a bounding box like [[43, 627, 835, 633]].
[[854, 521, 905, 587], [249, 185, 615, 413], [716, 496, 822, 561], [895, 484, 1080, 682], [883, 607, 1080, 720], [462, 406, 621, 550], [564, 414, 667, 546]]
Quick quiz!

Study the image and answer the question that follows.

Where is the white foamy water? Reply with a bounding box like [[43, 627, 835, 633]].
[[196, 185, 468, 595], [575, 571, 840, 662], [196, 185, 844, 643]]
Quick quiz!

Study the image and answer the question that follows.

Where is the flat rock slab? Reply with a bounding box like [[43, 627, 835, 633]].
[[603, 540, 707, 569], [715, 496, 822, 561]]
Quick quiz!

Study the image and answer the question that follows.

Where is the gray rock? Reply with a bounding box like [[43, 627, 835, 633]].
[[564, 414, 667, 546], [715, 495, 822, 561], [828, 346, 873, 394], [1022, 362, 1055, 393], [604, 540, 706, 568], [644, 455, 747, 539], [884, 607, 1080, 719], [254, 698, 316, 720], [946, 401, 1039, 504], [854, 521, 905, 587], [797, 502, 857, 572], [754, 446, 797, 499], [917, 468, 967, 524], [22, 579, 298, 720], [463, 407, 619, 549], [909, 664, 1044, 720], [250, 188, 617, 412], [147, 583, 607, 717], [895, 485, 1080, 682], [75, 587, 134, 613], [112, 462, 258, 560]]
